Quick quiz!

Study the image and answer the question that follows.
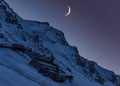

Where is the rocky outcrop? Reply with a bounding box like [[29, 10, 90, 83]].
[[0, 0, 120, 86]]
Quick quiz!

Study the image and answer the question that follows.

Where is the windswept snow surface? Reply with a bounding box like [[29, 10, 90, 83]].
[[0, 0, 120, 86]]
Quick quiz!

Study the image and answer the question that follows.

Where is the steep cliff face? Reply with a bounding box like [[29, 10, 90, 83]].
[[0, 0, 120, 86]]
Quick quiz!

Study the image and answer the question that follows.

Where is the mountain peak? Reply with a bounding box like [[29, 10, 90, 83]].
[[0, 0, 23, 26], [0, 0, 120, 86], [0, 0, 12, 12]]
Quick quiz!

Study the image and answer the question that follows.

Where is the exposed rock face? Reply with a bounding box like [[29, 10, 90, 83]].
[[0, 0, 120, 86]]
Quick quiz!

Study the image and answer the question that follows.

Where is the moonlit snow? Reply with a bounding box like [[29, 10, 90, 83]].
[[0, 0, 120, 86]]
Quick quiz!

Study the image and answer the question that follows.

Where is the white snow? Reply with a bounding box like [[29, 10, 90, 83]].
[[0, 0, 120, 86]]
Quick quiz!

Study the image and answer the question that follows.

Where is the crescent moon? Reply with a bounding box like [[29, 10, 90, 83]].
[[65, 6, 71, 16]]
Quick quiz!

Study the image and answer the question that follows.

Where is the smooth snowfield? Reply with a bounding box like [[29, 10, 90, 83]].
[[0, 0, 120, 86], [0, 49, 112, 86]]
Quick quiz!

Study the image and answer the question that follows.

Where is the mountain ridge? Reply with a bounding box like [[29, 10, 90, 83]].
[[0, 0, 120, 86]]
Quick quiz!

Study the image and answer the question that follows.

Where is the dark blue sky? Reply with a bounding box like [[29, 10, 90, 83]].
[[5, 0, 120, 74]]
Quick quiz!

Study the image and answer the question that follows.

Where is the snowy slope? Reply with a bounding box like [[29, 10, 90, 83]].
[[0, 0, 120, 86]]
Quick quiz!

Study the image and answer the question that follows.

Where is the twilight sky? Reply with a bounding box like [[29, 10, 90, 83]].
[[5, 0, 120, 74]]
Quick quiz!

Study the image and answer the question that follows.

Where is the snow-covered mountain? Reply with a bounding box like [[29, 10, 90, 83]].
[[0, 0, 120, 86]]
